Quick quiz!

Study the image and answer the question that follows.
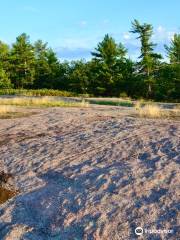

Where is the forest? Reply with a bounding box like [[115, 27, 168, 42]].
[[0, 19, 179, 101]]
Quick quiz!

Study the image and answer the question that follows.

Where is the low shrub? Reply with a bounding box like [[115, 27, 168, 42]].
[[0, 89, 76, 97]]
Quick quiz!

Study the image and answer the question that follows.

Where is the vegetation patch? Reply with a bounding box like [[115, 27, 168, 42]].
[[0, 105, 37, 119], [0, 89, 76, 97], [135, 102, 180, 119], [0, 97, 89, 108], [88, 99, 133, 107], [0, 105, 16, 114]]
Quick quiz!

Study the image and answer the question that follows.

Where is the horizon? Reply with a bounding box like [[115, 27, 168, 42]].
[[0, 0, 179, 61]]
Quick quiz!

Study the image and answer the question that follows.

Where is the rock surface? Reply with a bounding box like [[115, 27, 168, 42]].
[[0, 106, 179, 239]]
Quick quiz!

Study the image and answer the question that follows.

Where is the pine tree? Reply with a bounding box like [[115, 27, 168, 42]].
[[91, 34, 126, 66], [34, 40, 60, 88], [0, 41, 12, 88], [10, 33, 35, 88], [0, 41, 10, 71], [91, 34, 127, 95], [34, 40, 50, 88], [130, 19, 162, 97], [0, 67, 12, 88], [68, 60, 89, 93], [165, 33, 180, 63]]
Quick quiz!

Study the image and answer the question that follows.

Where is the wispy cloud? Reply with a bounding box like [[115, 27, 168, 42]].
[[56, 47, 92, 60], [54, 36, 96, 60], [54, 25, 178, 61], [122, 26, 178, 59], [79, 20, 87, 27], [152, 25, 175, 43]]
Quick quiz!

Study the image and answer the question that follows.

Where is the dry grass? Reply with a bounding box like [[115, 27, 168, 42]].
[[0, 97, 89, 108], [0, 105, 36, 119], [0, 105, 16, 114], [135, 103, 169, 118]]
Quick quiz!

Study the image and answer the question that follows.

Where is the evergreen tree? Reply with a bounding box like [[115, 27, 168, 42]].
[[165, 33, 180, 63], [92, 34, 126, 66], [53, 61, 70, 90], [10, 33, 35, 88], [0, 67, 12, 88], [34, 40, 60, 88], [0, 41, 10, 71], [68, 60, 89, 93], [130, 19, 162, 97], [46, 48, 60, 88], [91, 34, 127, 95], [155, 63, 180, 101], [0, 41, 12, 88], [0, 24, 179, 101], [34, 40, 50, 88]]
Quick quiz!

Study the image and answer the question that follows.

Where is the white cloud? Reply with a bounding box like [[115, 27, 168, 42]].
[[79, 20, 87, 27], [103, 19, 110, 24], [125, 26, 177, 59], [123, 32, 131, 40], [157, 25, 165, 33], [167, 31, 175, 40], [153, 25, 175, 42], [53, 25, 178, 60]]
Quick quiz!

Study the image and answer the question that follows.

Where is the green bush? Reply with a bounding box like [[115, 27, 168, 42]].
[[119, 92, 128, 98], [0, 69, 13, 89]]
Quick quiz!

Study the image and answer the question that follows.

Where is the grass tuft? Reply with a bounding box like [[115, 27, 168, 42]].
[[135, 103, 168, 118]]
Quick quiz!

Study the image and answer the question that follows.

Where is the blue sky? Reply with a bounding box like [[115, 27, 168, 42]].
[[0, 0, 179, 60]]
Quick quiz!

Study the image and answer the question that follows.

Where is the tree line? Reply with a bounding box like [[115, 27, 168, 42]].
[[0, 19, 179, 101]]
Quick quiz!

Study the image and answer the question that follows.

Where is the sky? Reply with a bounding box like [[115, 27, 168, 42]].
[[0, 0, 179, 61]]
